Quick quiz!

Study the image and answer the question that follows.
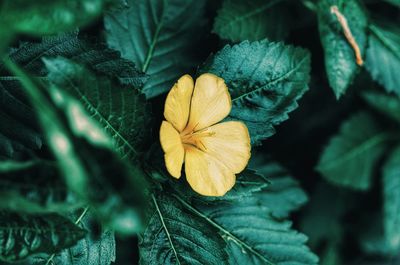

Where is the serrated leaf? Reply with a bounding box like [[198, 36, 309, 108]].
[[0, 212, 86, 262], [179, 196, 318, 265], [200, 40, 311, 145], [0, 80, 42, 158], [382, 145, 400, 251], [43, 57, 151, 161], [362, 90, 400, 124], [213, 0, 290, 42], [316, 111, 388, 190], [250, 155, 309, 219], [139, 194, 227, 265], [317, 0, 368, 98], [104, 0, 206, 98], [366, 23, 400, 95], [0, 160, 80, 213], [30, 213, 116, 265], [0, 0, 104, 36], [3, 58, 149, 235]]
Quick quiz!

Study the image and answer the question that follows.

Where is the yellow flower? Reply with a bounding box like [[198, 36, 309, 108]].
[[159, 73, 251, 196]]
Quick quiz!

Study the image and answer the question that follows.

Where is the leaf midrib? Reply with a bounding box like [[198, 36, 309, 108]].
[[231, 53, 309, 103], [174, 195, 276, 265], [46, 66, 138, 157], [370, 24, 400, 61], [317, 131, 392, 171]]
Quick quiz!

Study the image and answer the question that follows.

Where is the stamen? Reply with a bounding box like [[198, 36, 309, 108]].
[[330, 5, 364, 66]]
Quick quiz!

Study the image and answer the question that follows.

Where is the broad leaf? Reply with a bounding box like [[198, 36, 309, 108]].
[[316, 111, 387, 190], [382, 145, 400, 251], [0, 79, 42, 158], [44, 57, 151, 161], [362, 90, 400, 124], [3, 59, 149, 235], [0, 211, 86, 262], [200, 40, 311, 145], [0, 160, 80, 213], [104, 0, 206, 98], [317, 0, 368, 98], [213, 0, 291, 42], [30, 213, 116, 265], [0, 0, 104, 36], [181, 196, 318, 265], [365, 23, 400, 95], [139, 194, 227, 265]]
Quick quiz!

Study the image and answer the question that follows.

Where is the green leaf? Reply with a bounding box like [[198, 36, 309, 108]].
[[0, 160, 81, 213], [179, 196, 318, 265], [316, 111, 388, 190], [250, 157, 309, 219], [365, 23, 400, 95], [317, 0, 368, 98], [3, 58, 149, 235], [362, 90, 400, 124], [104, 0, 206, 98], [200, 40, 311, 145], [139, 194, 228, 265], [213, 0, 291, 42], [0, 0, 104, 36], [0, 211, 86, 262], [382, 145, 400, 251], [43, 57, 151, 161], [383, 0, 400, 7], [2, 32, 148, 89], [30, 213, 116, 265], [0, 79, 42, 158]]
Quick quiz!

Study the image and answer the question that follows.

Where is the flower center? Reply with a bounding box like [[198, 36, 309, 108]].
[[180, 128, 215, 151]]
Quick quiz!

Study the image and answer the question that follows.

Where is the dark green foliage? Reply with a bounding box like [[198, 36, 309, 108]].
[[104, 0, 206, 98], [366, 23, 400, 95], [317, 112, 388, 190], [0, 212, 86, 262], [201, 40, 311, 145], [317, 0, 368, 98], [0, 0, 399, 264], [213, 0, 291, 42]]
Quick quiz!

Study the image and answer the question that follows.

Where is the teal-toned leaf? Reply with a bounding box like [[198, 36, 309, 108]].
[[383, 0, 400, 7], [139, 194, 227, 265], [316, 111, 388, 190], [213, 0, 291, 42], [382, 145, 400, 251], [104, 0, 206, 98], [3, 58, 149, 235], [200, 40, 311, 145], [362, 90, 400, 124], [0, 0, 104, 36], [0, 212, 86, 262], [30, 213, 116, 265], [182, 196, 318, 265], [317, 0, 368, 98], [0, 79, 42, 158], [250, 155, 308, 219], [0, 160, 80, 213], [43, 57, 151, 161], [366, 23, 400, 95]]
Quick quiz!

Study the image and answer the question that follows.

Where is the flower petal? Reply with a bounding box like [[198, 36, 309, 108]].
[[164, 75, 194, 132], [200, 121, 251, 173], [186, 73, 231, 132], [185, 145, 235, 196], [160, 121, 184, 178]]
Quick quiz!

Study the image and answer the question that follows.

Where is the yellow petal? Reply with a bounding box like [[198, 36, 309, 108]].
[[200, 121, 251, 173], [184, 145, 235, 196], [160, 121, 184, 178], [164, 75, 194, 132], [186, 73, 231, 132]]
